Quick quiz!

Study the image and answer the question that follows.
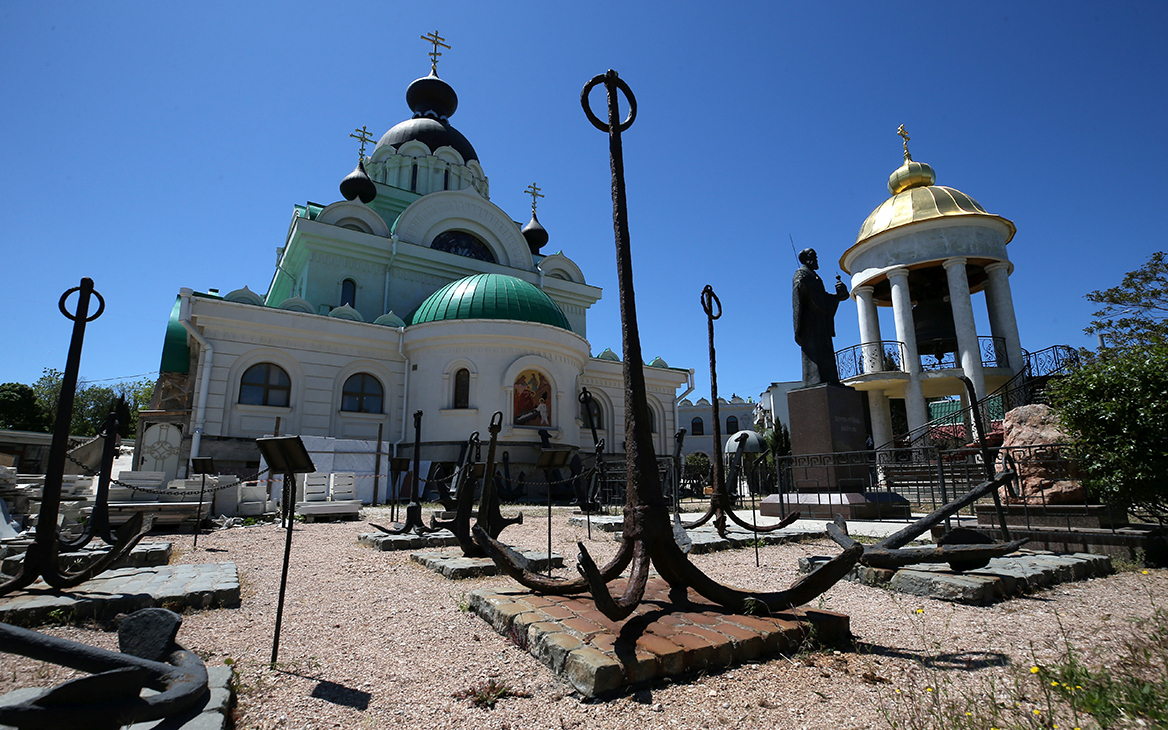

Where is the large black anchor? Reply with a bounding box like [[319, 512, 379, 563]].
[[430, 418, 522, 556], [474, 71, 860, 620], [684, 285, 799, 537], [0, 608, 208, 730], [575, 388, 604, 512], [368, 410, 436, 536], [1, 279, 150, 597]]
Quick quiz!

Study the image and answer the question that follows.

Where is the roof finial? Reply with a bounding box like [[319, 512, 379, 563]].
[[897, 124, 912, 161], [421, 30, 450, 75], [524, 182, 544, 216], [350, 125, 374, 159]]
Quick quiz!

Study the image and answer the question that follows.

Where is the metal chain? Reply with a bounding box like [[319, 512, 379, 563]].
[[61, 451, 270, 495], [500, 467, 597, 488]]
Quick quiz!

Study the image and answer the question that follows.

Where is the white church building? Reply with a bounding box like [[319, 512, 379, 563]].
[[136, 55, 689, 495]]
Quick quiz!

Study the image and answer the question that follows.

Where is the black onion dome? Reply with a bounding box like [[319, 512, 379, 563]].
[[375, 73, 478, 163], [407, 73, 458, 118], [522, 212, 548, 255], [340, 159, 377, 204]]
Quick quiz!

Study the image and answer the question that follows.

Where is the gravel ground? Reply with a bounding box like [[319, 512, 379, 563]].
[[2, 505, 1163, 730]]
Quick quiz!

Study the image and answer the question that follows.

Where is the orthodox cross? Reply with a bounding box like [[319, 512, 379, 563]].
[[350, 125, 374, 158], [421, 30, 450, 75], [897, 124, 912, 160], [524, 182, 544, 215]]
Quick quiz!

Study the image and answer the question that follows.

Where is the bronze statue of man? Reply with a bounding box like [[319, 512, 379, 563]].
[[793, 248, 850, 386]]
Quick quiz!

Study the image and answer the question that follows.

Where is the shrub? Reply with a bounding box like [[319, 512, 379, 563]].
[[1047, 346, 1168, 520]]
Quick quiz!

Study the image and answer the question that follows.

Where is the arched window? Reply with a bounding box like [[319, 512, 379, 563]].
[[453, 368, 470, 409], [726, 416, 739, 433], [340, 279, 357, 309], [647, 408, 656, 434], [581, 398, 603, 430], [691, 417, 704, 436], [239, 363, 291, 407], [341, 373, 383, 414], [431, 230, 496, 263]]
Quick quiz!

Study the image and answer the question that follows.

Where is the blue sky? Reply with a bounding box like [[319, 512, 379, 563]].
[[1, 2, 1164, 403]]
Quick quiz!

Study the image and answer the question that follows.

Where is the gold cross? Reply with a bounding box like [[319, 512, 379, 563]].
[[897, 124, 912, 160], [350, 125, 375, 158], [421, 30, 450, 75], [524, 182, 544, 215]]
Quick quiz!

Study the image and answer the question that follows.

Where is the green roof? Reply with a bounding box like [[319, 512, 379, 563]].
[[159, 296, 190, 373], [407, 273, 572, 332]]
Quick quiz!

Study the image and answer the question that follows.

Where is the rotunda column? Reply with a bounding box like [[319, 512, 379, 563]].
[[943, 257, 987, 403], [887, 267, 929, 437], [854, 285, 883, 373], [868, 389, 893, 450], [983, 262, 1025, 374]]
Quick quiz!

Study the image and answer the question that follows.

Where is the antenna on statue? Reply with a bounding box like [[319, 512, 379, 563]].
[[789, 233, 799, 263]]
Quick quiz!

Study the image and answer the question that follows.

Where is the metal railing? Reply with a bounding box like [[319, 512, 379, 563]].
[[769, 443, 1123, 532], [835, 341, 907, 380]]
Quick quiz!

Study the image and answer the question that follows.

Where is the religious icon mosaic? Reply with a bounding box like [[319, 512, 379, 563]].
[[513, 370, 551, 427]]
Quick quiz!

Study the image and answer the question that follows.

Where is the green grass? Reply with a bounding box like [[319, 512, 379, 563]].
[[453, 679, 530, 709]]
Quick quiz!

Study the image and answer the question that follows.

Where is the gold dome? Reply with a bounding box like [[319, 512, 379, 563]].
[[887, 159, 935, 194], [851, 125, 1016, 248]]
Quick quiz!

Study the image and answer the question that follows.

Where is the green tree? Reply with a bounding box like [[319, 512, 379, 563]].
[[28, 368, 152, 437], [1084, 251, 1167, 349], [0, 383, 48, 431], [1047, 346, 1168, 520], [683, 451, 711, 488]]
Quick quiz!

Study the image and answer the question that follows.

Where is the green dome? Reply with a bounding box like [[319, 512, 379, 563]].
[[407, 273, 572, 331]]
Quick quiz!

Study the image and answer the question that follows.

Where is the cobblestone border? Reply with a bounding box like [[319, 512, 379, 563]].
[[357, 530, 460, 551], [0, 563, 241, 627], [410, 549, 564, 579], [798, 549, 1112, 604]]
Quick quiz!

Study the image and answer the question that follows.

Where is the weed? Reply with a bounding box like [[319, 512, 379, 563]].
[[455, 592, 472, 612], [1112, 548, 1147, 572], [454, 679, 530, 709], [876, 604, 1168, 730], [45, 607, 73, 625], [506, 621, 529, 650]]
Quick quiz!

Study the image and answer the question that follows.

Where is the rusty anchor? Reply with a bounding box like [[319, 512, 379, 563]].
[[0, 279, 151, 598], [683, 285, 799, 537], [473, 71, 861, 620]]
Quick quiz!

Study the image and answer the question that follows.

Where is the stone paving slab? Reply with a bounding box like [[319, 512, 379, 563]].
[[612, 524, 826, 555], [567, 514, 625, 532], [0, 562, 241, 627], [1, 541, 171, 577], [410, 549, 564, 579], [469, 579, 850, 697], [0, 662, 234, 730], [358, 530, 459, 551], [798, 549, 1112, 605]]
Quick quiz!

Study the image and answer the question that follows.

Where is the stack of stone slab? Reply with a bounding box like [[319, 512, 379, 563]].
[[100, 471, 205, 528], [236, 479, 273, 517], [25, 475, 94, 530], [295, 472, 362, 521]]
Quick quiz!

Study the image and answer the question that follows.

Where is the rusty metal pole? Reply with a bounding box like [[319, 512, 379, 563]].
[[372, 422, 384, 506]]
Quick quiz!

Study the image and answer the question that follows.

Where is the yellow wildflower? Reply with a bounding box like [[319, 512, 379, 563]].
[[1030, 666, 1040, 674]]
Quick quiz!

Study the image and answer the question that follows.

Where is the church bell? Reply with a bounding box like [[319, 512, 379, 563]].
[[912, 296, 958, 361]]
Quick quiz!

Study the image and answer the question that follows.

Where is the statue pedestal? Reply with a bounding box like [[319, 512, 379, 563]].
[[787, 383, 867, 457], [768, 384, 910, 519]]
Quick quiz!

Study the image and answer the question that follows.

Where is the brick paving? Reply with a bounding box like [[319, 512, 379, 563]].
[[0, 562, 240, 627], [470, 577, 849, 697]]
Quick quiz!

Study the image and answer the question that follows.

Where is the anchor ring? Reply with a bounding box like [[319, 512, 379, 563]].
[[700, 285, 722, 320], [578, 387, 594, 405], [58, 282, 105, 322], [581, 70, 637, 134]]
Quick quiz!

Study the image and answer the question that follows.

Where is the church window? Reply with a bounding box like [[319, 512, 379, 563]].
[[691, 417, 704, 436], [647, 407, 657, 433], [410, 162, 417, 192], [431, 230, 496, 263], [239, 364, 291, 407], [340, 279, 357, 309], [513, 370, 551, 427], [581, 398, 603, 430], [453, 368, 470, 409], [341, 373, 383, 414], [726, 416, 739, 433]]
